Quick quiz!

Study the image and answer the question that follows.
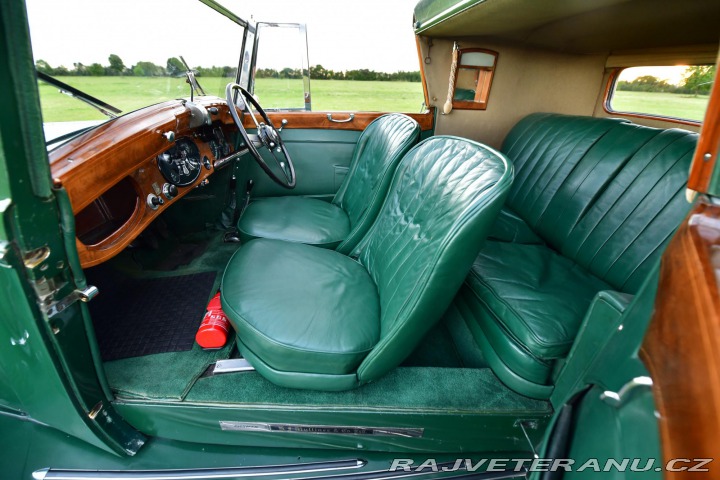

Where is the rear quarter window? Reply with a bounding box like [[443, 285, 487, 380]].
[[607, 65, 715, 123]]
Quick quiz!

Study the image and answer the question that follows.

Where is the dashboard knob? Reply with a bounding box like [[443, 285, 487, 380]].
[[162, 183, 178, 199], [147, 193, 163, 210], [163, 131, 176, 142]]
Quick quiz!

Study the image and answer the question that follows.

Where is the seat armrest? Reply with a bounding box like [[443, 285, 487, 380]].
[[551, 290, 633, 403]]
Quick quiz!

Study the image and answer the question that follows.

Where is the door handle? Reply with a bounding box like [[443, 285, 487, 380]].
[[600, 376, 653, 408], [327, 113, 355, 123]]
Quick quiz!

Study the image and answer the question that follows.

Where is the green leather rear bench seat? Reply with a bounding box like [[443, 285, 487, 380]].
[[237, 113, 420, 254], [459, 113, 698, 399], [222, 136, 512, 390]]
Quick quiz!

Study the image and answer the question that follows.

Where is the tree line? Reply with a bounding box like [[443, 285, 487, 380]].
[[35, 55, 236, 78], [616, 66, 715, 96], [256, 65, 421, 82], [35, 54, 421, 82]]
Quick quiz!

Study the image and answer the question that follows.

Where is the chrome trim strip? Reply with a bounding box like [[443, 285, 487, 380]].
[[212, 358, 255, 374], [33, 459, 365, 480], [219, 421, 424, 438]]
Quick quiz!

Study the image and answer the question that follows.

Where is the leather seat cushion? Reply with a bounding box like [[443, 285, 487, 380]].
[[238, 197, 350, 249], [221, 239, 380, 375], [466, 241, 611, 382]]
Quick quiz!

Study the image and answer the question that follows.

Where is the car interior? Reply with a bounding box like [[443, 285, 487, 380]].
[[41, 0, 720, 456]]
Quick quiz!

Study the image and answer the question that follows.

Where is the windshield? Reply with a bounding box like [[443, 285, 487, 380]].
[[26, 0, 246, 139]]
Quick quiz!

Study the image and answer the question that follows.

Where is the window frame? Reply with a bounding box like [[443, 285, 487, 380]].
[[603, 67, 705, 127], [451, 48, 498, 111]]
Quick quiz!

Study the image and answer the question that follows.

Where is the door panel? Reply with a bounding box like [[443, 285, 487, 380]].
[[562, 386, 660, 479], [249, 128, 360, 199], [241, 111, 434, 199]]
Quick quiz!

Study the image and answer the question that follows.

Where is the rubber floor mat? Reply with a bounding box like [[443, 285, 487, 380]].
[[89, 271, 217, 361]]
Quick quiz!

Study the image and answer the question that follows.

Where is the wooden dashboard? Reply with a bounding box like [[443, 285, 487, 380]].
[[50, 97, 239, 268]]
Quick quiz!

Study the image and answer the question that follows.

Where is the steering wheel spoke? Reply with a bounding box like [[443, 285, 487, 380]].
[[269, 148, 292, 183], [225, 83, 296, 189]]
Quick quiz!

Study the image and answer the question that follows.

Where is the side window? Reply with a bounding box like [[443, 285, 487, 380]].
[[607, 65, 715, 123]]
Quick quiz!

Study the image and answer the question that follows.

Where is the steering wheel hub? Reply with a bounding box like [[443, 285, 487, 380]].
[[225, 83, 296, 189]]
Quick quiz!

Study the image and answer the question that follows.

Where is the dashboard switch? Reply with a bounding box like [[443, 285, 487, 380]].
[[162, 183, 178, 200], [147, 193, 163, 210]]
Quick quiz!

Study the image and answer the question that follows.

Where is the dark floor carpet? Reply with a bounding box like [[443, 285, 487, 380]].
[[88, 271, 217, 361]]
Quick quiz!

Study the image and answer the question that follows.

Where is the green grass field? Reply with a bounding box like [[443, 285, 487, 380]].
[[37, 77, 425, 122], [612, 90, 709, 122], [38, 77, 709, 124]]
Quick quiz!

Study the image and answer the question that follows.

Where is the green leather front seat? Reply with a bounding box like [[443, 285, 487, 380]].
[[237, 114, 421, 254], [222, 136, 513, 390]]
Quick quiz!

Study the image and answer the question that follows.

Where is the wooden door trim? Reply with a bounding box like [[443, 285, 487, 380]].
[[242, 111, 434, 131], [641, 200, 720, 477]]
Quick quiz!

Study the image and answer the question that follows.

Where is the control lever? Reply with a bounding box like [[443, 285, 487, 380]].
[[242, 179, 255, 215], [223, 179, 254, 243]]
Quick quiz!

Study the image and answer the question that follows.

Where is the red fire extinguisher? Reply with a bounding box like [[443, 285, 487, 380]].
[[196, 292, 230, 349]]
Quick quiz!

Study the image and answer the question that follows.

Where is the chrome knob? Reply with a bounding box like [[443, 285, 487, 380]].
[[163, 131, 176, 142], [162, 183, 178, 199]]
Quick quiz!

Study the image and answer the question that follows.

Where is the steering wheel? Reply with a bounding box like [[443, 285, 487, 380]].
[[225, 83, 296, 189]]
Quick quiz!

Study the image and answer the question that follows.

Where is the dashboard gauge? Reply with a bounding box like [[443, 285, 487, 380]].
[[157, 138, 202, 187]]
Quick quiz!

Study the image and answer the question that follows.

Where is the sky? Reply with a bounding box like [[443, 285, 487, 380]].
[[25, 0, 421, 73], [620, 66, 688, 85]]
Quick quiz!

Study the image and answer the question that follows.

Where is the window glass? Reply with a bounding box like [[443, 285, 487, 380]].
[[253, 24, 308, 111], [609, 65, 715, 122], [246, 0, 425, 113], [27, 0, 244, 138]]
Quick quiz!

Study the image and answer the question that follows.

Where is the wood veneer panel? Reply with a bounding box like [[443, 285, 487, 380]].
[[641, 200, 720, 478], [242, 111, 434, 131], [49, 97, 235, 267]]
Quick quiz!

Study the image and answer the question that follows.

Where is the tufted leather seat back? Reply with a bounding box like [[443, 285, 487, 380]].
[[332, 114, 421, 253], [501, 113, 697, 292], [352, 136, 513, 382]]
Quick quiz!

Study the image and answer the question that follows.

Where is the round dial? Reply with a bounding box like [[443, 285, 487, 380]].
[[157, 138, 202, 187]]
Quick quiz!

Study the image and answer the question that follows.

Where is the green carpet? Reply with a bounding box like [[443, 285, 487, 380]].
[[105, 340, 235, 401], [109, 233, 240, 280], [184, 366, 549, 413]]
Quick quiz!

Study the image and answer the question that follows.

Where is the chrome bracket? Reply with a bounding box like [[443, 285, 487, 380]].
[[213, 358, 255, 374], [23, 246, 51, 269], [46, 285, 99, 318], [600, 376, 653, 408]]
